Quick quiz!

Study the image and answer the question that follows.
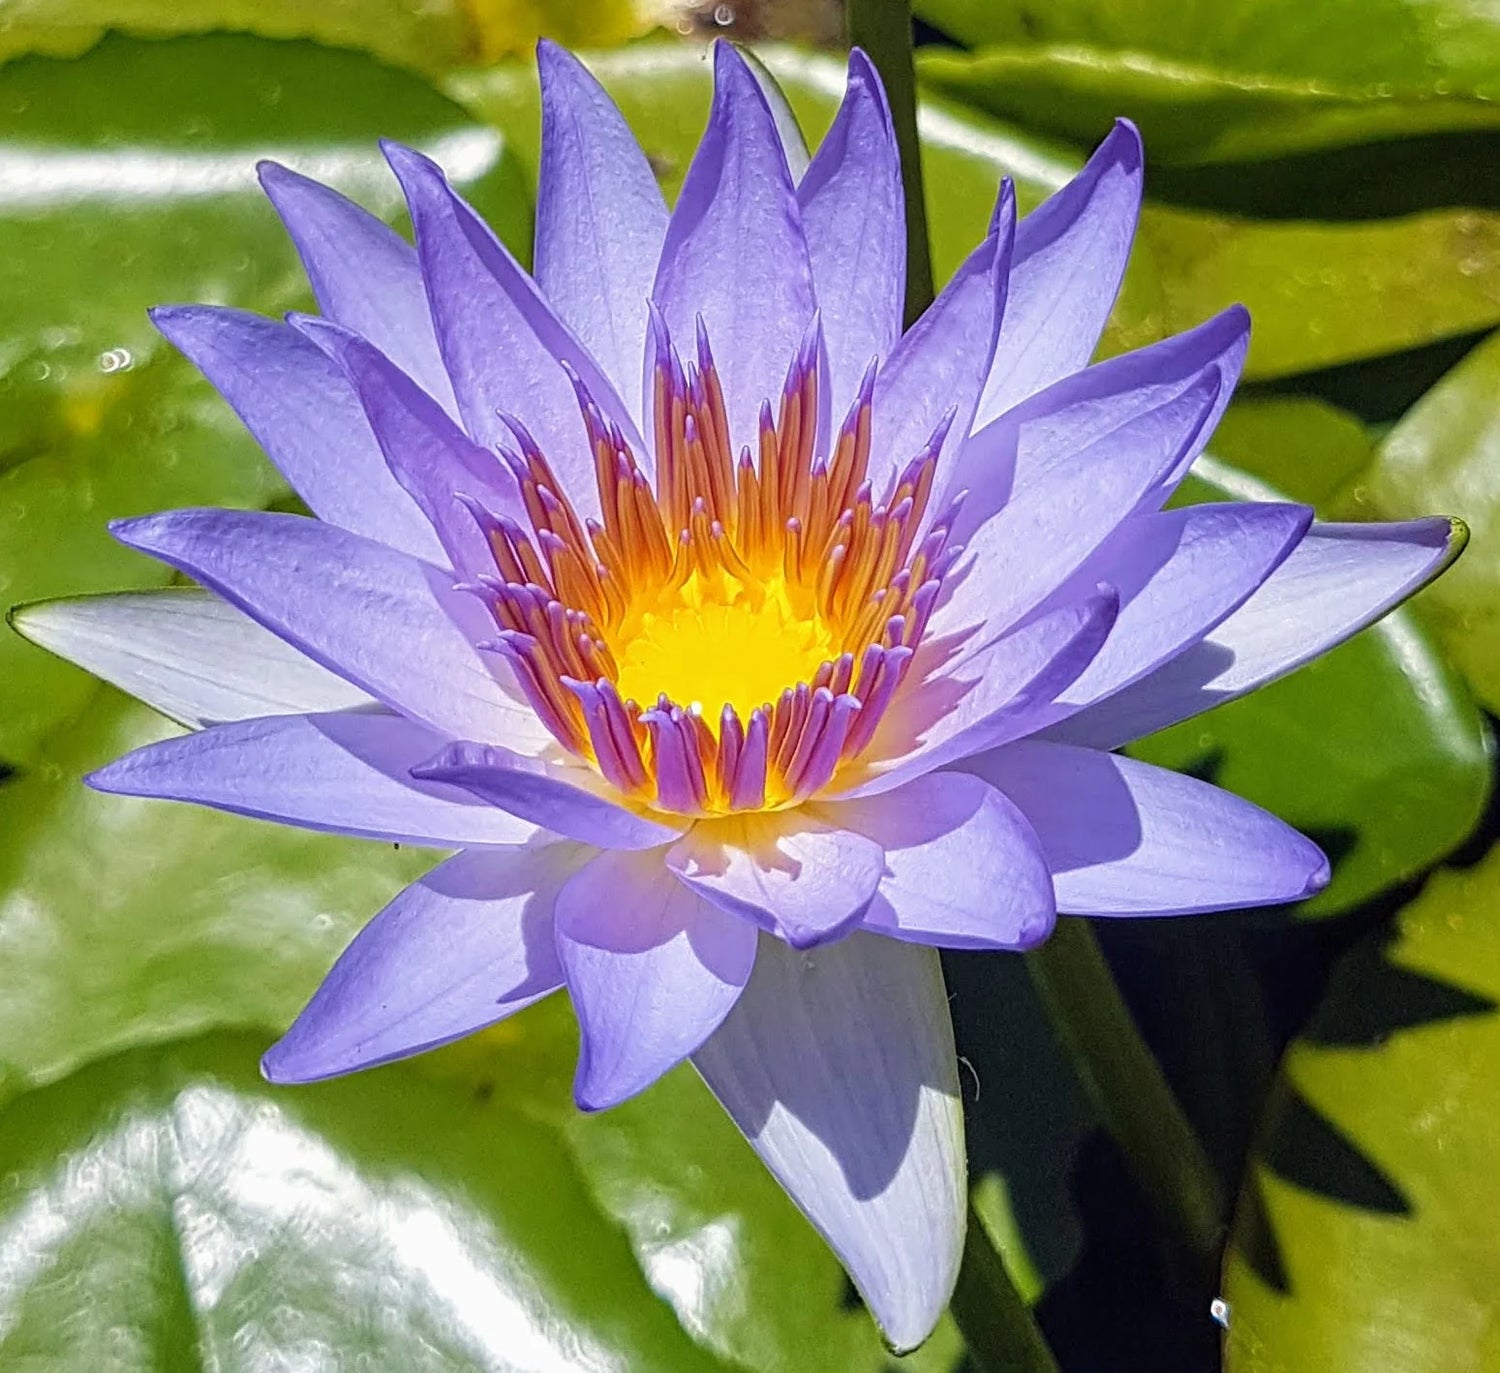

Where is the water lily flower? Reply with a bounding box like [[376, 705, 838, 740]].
[[13, 40, 1460, 1351]]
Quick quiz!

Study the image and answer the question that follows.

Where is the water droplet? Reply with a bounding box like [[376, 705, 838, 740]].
[[1210, 1297, 1231, 1328], [98, 346, 133, 374]]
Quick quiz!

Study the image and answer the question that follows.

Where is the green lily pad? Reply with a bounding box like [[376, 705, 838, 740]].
[[913, 0, 1500, 164], [0, 0, 654, 75], [0, 1030, 735, 1371], [0, 32, 532, 766], [1222, 845, 1500, 1371], [1335, 326, 1500, 714], [1127, 458, 1490, 918], [1210, 397, 1375, 508], [448, 44, 1500, 382]]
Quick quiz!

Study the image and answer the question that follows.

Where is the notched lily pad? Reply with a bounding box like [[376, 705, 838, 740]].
[[1223, 847, 1500, 1371]]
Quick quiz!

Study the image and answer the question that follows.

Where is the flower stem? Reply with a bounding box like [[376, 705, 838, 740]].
[[1025, 917, 1227, 1283], [949, 1196, 1061, 1373], [844, 0, 934, 324]]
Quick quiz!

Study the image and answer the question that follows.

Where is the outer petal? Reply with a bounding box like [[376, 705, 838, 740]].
[[842, 589, 1119, 799], [693, 931, 965, 1354], [555, 845, 757, 1110], [87, 710, 537, 847], [1045, 501, 1314, 714], [1052, 517, 1465, 749], [931, 369, 1222, 643], [110, 508, 550, 750], [10, 588, 370, 728], [149, 305, 441, 562], [868, 183, 1014, 493], [976, 119, 1143, 428], [653, 41, 816, 449], [293, 315, 522, 574], [968, 740, 1329, 914], [535, 40, 668, 424], [262, 842, 582, 1084], [256, 160, 457, 413], [817, 770, 1055, 950], [413, 740, 687, 851], [743, 48, 812, 181], [666, 811, 885, 949], [941, 306, 1250, 551], [384, 140, 643, 510], [797, 48, 904, 418]]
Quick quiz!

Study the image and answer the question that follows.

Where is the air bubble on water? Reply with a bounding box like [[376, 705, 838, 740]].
[[714, 3, 734, 23], [98, 347, 134, 374]]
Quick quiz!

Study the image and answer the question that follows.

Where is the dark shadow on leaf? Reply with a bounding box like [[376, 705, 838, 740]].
[[1233, 1175, 1290, 1294], [943, 950, 1092, 1293], [1245, 328, 1492, 425], [1260, 1087, 1409, 1216], [1035, 1134, 1221, 1373], [1148, 131, 1500, 222], [1300, 930, 1497, 1049]]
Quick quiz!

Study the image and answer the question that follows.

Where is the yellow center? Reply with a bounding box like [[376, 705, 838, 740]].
[[613, 573, 837, 722]]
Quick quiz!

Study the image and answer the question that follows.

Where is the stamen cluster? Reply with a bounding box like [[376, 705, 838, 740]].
[[465, 315, 961, 816]]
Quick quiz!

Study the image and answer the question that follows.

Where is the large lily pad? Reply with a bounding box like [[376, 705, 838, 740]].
[[0, 32, 531, 766], [1222, 846, 1500, 1371], [1210, 397, 1375, 508], [0, 1031, 733, 1371], [1127, 459, 1490, 919], [0, 0, 652, 74], [914, 0, 1500, 164], [1335, 326, 1500, 713]]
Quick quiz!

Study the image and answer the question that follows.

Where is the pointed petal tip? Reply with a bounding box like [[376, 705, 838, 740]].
[[1109, 115, 1144, 155], [843, 45, 892, 112], [1304, 850, 1333, 899], [260, 1035, 334, 1087], [259, 1042, 294, 1084], [255, 158, 301, 194], [380, 138, 437, 183], [1441, 514, 1470, 564], [147, 302, 215, 341], [106, 512, 152, 543], [1012, 905, 1059, 952], [571, 1069, 628, 1114]]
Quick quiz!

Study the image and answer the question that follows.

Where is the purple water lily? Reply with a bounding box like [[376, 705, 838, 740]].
[[14, 40, 1460, 1349]]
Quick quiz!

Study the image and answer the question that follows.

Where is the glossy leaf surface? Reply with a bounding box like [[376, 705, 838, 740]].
[[1223, 848, 1500, 1371]]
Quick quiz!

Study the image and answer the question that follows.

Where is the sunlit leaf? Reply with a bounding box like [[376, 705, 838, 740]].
[[0, 0, 657, 75], [1223, 846, 1500, 1370], [914, 0, 1500, 163], [0, 1031, 735, 1370], [1336, 327, 1500, 713]]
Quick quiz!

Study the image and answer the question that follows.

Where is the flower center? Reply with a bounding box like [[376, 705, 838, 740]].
[[464, 314, 961, 816], [614, 573, 837, 724]]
